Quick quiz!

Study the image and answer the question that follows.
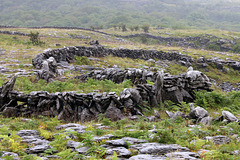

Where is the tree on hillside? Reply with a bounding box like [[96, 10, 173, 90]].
[[29, 31, 45, 46], [134, 25, 139, 31], [121, 24, 127, 32], [29, 32, 40, 45], [142, 25, 150, 33], [130, 26, 134, 32], [112, 24, 117, 30]]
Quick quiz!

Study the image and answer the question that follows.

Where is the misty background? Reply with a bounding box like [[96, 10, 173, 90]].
[[0, 0, 240, 31]]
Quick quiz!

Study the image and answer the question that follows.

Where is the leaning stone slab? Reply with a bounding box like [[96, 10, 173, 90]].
[[222, 111, 238, 122], [187, 106, 208, 122]]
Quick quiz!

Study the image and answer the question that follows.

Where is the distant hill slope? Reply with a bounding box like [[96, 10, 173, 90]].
[[1, 0, 240, 31]]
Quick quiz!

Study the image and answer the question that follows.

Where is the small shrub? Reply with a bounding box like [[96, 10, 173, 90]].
[[232, 43, 240, 53], [206, 43, 221, 51], [49, 133, 69, 152], [74, 56, 91, 65], [152, 129, 176, 144], [28, 32, 45, 46], [194, 91, 228, 109], [141, 25, 150, 33], [21, 154, 42, 160], [56, 149, 79, 160]]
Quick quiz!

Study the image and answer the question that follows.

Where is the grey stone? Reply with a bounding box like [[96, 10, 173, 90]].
[[46, 155, 61, 159], [165, 111, 174, 118], [17, 130, 40, 137], [204, 135, 231, 145], [154, 110, 161, 119], [94, 134, 115, 141], [121, 137, 148, 144], [222, 111, 238, 122], [105, 139, 128, 148], [1, 151, 20, 160], [165, 151, 200, 159], [65, 126, 87, 133], [104, 101, 124, 121], [165, 111, 185, 120], [36, 57, 57, 82], [232, 150, 239, 155], [2, 107, 19, 117], [106, 147, 131, 158], [80, 108, 96, 122], [213, 135, 231, 145], [26, 144, 51, 154], [129, 154, 165, 160], [130, 143, 189, 155], [147, 116, 156, 122], [21, 136, 44, 144], [187, 106, 208, 123], [199, 116, 213, 125], [186, 67, 209, 82], [56, 123, 86, 130], [66, 140, 82, 149], [75, 147, 89, 155], [172, 111, 185, 120]]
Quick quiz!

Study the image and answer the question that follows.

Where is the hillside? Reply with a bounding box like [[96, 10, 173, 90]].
[[1, 0, 240, 31]]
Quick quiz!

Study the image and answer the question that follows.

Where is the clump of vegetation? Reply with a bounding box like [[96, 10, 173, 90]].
[[141, 25, 150, 33], [13, 77, 133, 95], [28, 32, 45, 46], [194, 90, 240, 114], [74, 56, 91, 65]]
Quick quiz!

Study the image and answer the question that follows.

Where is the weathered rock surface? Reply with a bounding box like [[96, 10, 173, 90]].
[[204, 135, 231, 145], [36, 57, 58, 82], [165, 151, 200, 159], [187, 105, 209, 123], [129, 154, 165, 160], [199, 116, 213, 125], [105, 146, 131, 158], [166, 111, 185, 120], [222, 111, 238, 122], [130, 143, 189, 155], [105, 139, 128, 148]]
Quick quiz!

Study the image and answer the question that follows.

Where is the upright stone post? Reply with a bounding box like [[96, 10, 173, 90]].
[[0, 76, 17, 111]]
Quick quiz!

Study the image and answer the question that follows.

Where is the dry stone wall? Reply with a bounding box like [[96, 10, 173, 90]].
[[0, 66, 211, 122], [32, 45, 193, 69], [0, 45, 212, 122]]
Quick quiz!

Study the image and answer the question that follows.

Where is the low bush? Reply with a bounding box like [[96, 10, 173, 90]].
[[194, 90, 240, 114], [74, 56, 91, 65]]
